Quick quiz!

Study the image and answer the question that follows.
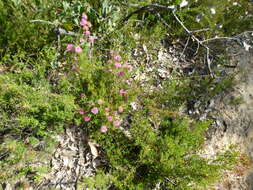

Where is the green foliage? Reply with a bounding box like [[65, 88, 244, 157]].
[[80, 114, 236, 189], [0, 62, 76, 182], [0, 0, 247, 188], [0, 135, 54, 183], [0, 74, 76, 137]]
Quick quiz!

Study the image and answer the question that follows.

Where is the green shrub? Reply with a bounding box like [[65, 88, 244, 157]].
[[0, 73, 76, 182], [0, 74, 76, 137], [0, 0, 247, 188], [64, 47, 237, 189], [80, 113, 236, 189]]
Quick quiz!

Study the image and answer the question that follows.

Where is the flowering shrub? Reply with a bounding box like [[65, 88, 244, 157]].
[[60, 14, 137, 136], [53, 12, 238, 189], [0, 0, 247, 188], [75, 47, 136, 135]]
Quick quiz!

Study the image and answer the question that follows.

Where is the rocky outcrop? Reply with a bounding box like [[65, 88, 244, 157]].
[[201, 46, 253, 190]]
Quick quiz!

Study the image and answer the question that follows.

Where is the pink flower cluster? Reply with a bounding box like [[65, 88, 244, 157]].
[[66, 13, 97, 54], [79, 98, 126, 133], [104, 52, 132, 105], [100, 125, 108, 133], [119, 89, 127, 95], [91, 107, 99, 114], [84, 116, 91, 122], [80, 13, 91, 36], [79, 107, 99, 123], [76, 49, 133, 134], [66, 44, 82, 54], [106, 52, 133, 75], [103, 105, 123, 128], [80, 13, 96, 45]]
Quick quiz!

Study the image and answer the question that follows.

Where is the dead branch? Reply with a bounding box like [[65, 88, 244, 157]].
[[123, 4, 175, 22]]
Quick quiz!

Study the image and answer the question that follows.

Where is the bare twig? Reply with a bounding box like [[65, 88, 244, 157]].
[[180, 36, 190, 59], [122, 3, 252, 50], [122, 4, 228, 77], [31, 20, 79, 36], [235, 30, 253, 37], [165, 177, 177, 186], [172, 10, 217, 77], [30, 19, 55, 25], [54, 28, 79, 36], [121, 2, 250, 70], [123, 3, 175, 22], [200, 36, 238, 43], [206, 48, 214, 78], [57, 34, 61, 57], [191, 28, 210, 33], [194, 40, 200, 55], [172, 10, 191, 34], [0, 151, 9, 159]]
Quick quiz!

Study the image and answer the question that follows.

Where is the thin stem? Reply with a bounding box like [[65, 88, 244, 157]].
[[180, 36, 190, 58], [30, 19, 54, 25], [200, 36, 238, 43]]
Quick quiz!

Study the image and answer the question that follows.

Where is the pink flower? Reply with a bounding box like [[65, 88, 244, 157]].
[[83, 116, 91, 122], [82, 13, 88, 20], [107, 69, 115, 73], [75, 46, 82, 54], [79, 109, 85, 114], [83, 25, 89, 31], [114, 63, 122, 68], [107, 116, 113, 122], [118, 106, 124, 113], [88, 36, 96, 44], [114, 55, 121, 61], [113, 120, 121, 127], [84, 31, 90, 36], [91, 107, 99, 114], [100, 125, 108, 133], [66, 44, 74, 52], [80, 18, 87, 26], [127, 65, 133, 71], [80, 93, 86, 97], [98, 99, 104, 105], [80, 37, 85, 43], [119, 89, 127, 95], [105, 107, 110, 112]]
